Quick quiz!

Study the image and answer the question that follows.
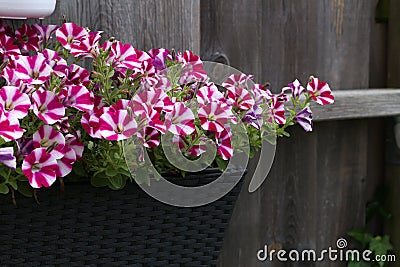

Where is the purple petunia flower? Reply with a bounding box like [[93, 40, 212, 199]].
[[294, 106, 313, 132]]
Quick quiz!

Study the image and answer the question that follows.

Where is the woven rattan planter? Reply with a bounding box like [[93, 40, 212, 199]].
[[0, 168, 245, 266]]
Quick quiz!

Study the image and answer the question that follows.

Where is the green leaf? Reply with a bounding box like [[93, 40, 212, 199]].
[[91, 172, 109, 187], [134, 166, 150, 185], [369, 235, 393, 266], [0, 183, 9, 194], [215, 156, 228, 171], [348, 229, 373, 248], [17, 181, 33, 197], [8, 180, 17, 190], [347, 259, 371, 267], [107, 174, 126, 190], [72, 160, 87, 177], [105, 167, 119, 177]]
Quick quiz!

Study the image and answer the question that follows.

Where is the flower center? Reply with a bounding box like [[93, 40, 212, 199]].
[[5, 101, 13, 111], [32, 71, 40, 79], [115, 123, 124, 134], [38, 105, 47, 113], [40, 138, 51, 147], [67, 35, 74, 44], [31, 163, 42, 172], [208, 112, 216, 122]]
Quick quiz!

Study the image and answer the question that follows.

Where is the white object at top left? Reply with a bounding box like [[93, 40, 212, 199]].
[[0, 0, 56, 19]]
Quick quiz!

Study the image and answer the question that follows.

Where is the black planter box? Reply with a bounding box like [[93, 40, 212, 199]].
[[0, 169, 245, 266]]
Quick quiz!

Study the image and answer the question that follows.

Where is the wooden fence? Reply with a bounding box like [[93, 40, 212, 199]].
[[8, 0, 399, 266]]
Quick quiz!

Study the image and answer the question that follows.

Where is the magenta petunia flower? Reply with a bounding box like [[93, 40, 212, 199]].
[[0, 35, 20, 58], [32, 24, 59, 47], [198, 102, 236, 132], [132, 88, 174, 115], [242, 105, 263, 130], [55, 146, 76, 177], [307, 78, 334, 105], [137, 127, 160, 148], [0, 111, 24, 142], [251, 84, 272, 105], [102, 41, 142, 72], [227, 87, 255, 111], [22, 148, 58, 188], [196, 83, 224, 105], [222, 73, 254, 91], [147, 48, 172, 71], [99, 109, 137, 141], [177, 50, 208, 84], [13, 54, 53, 85], [15, 24, 39, 51], [81, 110, 102, 138], [61, 64, 90, 87], [0, 147, 16, 169], [165, 102, 195, 136], [59, 84, 94, 111], [282, 79, 305, 99], [32, 89, 65, 124], [41, 49, 68, 71], [0, 86, 31, 123], [268, 96, 286, 125], [33, 125, 66, 159], [294, 106, 313, 132], [70, 31, 102, 58], [55, 23, 88, 50], [215, 128, 233, 160], [65, 133, 84, 159]]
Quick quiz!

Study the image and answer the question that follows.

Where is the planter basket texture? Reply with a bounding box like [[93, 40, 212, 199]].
[[0, 168, 245, 266]]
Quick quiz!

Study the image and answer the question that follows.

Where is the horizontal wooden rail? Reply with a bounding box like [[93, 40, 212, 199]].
[[312, 88, 400, 121]]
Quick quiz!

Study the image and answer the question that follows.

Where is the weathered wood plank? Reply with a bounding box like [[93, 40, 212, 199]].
[[207, 1, 377, 266], [312, 89, 400, 121]]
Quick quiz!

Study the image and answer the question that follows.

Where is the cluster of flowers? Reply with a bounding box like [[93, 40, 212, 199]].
[[0, 21, 334, 194]]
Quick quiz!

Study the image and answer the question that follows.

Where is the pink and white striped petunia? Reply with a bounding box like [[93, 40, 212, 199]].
[[137, 127, 160, 148], [226, 87, 255, 111], [282, 79, 305, 99], [32, 89, 65, 124], [102, 41, 142, 72], [15, 24, 39, 51], [147, 48, 172, 71], [0, 110, 24, 141], [132, 88, 174, 115], [33, 125, 66, 159], [70, 31, 102, 58], [61, 64, 90, 87], [99, 109, 137, 141], [0, 147, 16, 169], [222, 73, 254, 91], [307, 78, 334, 105], [32, 24, 59, 47], [81, 110, 102, 138], [294, 106, 313, 132], [165, 102, 195, 136], [198, 102, 236, 132], [55, 146, 76, 177], [65, 133, 84, 159], [196, 83, 224, 105], [177, 50, 208, 84], [251, 84, 272, 105], [268, 96, 286, 125], [59, 84, 94, 111], [42, 49, 68, 71], [0, 35, 21, 58], [215, 128, 233, 160], [22, 148, 58, 188], [13, 54, 53, 85], [55, 23, 88, 50], [0, 86, 31, 123]]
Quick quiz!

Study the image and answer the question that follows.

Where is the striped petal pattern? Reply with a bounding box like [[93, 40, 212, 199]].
[[22, 148, 58, 188], [55, 23, 88, 50], [14, 55, 52, 85], [32, 89, 65, 124], [99, 110, 137, 141], [307, 78, 334, 105], [33, 125, 66, 159], [165, 102, 195, 136], [0, 86, 31, 123]]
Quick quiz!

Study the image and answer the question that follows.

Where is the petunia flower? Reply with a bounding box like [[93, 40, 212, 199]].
[[55, 146, 76, 177], [222, 73, 254, 91], [0, 111, 24, 141], [70, 31, 102, 58], [268, 96, 286, 125], [59, 84, 94, 111], [137, 127, 160, 148], [251, 84, 272, 105], [55, 23, 88, 50], [32, 89, 65, 124], [215, 128, 233, 160], [0, 86, 31, 123], [32, 24, 59, 47], [15, 24, 39, 51], [32, 125, 66, 159], [177, 50, 208, 84], [147, 48, 172, 71], [294, 106, 313, 132], [0, 147, 16, 169], [13, 54, 53, 85], [60, 64, 90, 87], [282, 79, 305, 99], [198, 102, 236, 132], [16, 138, 34, 157], [196, 83, 224, 105], [131, 88, 174, 115], [65, 133, 84, 159], [99, 109, 137, 141], [42, 49, 68, 71], [102, 41, 142, 72], [164, 102, 195, 136], [307, 77, 334, 105], [0, 35, 21, 58], [22, 148, 58, 188], [226, 87, 255, 111], [242, 105, 263, 130]]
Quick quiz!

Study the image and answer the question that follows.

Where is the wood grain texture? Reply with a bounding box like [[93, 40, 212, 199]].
[[312, 89, 400, 121], [203, 1, 380, 266]]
